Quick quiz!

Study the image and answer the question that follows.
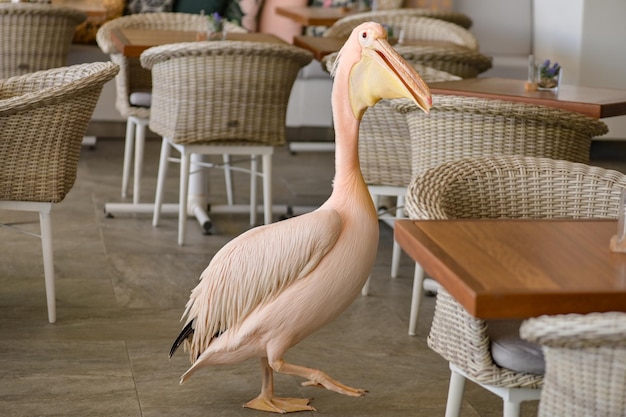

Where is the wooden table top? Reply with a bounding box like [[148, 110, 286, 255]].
[[293, 35, 466, 61], [275, 6, 355, 27], [395, 219, 626, 319], [428, 77, 626, 118], [51, 0, 106, 18], [111, 28, 286, 58]]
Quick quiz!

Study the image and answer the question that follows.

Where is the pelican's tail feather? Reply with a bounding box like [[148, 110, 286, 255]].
[[170, 320, 194, 359]]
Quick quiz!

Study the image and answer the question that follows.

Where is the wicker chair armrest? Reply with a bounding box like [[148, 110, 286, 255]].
[[140, 41, 312, 69], [0, 62, 119, 116], [323, 8, 473, 39], [395, 95, 608, 137], [406, 156, 626, 220], [521, 312, 626, 349], [0, 2, 86, 24]]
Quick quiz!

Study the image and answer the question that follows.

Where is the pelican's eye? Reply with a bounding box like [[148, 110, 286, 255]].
[[358, 29, 374, 47]]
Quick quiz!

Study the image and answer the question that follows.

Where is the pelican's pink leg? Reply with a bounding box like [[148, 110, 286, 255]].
[[271, 358, 367, 397], [244, 357, 316, 413]]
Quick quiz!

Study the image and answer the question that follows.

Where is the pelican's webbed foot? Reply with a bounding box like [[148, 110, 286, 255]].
[[301, 374, 367, 397], [244, 395, 315, 414]]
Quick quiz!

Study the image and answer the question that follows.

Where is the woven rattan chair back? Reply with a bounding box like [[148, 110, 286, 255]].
[[0, 3, 86, 78], [324, 8, 473, 39], [142, 41, 312, 146], [521, 312, 626, 417], [96, 12, 210, 121], [405, 155, 626, 417], [142, 41, 312, 245], [406, 156, 626, 221], [395, 95, 609, 179], [393, 46, 492, 78], [327, 14, 477, 50], [0, 62, 119, 202], [0, 62, 119, 323]]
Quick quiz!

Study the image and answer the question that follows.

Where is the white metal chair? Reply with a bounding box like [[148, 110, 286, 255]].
[[521, 312, 626, 417], [0, 62, 119, 323], [0, 2, 86, 78], [141, 41, 312, 245], [405, 155, 626, 417]]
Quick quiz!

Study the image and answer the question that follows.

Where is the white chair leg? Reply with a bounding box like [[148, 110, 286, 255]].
[[223, 154, 233, 206], [262, 153, 272, 225], [39, 206, 56, 324], [152, 138, 170, 227], [178, 150, 191, 246], [361, 275, 371, 296], [132, 119, 147, 205], [250, 155, 258, 226], [121, 117, 135, 198], [503, 401, 521, 417], [408, 262, 425, 336], [445, 368, 466, 417], [390, 194, 405, 278]]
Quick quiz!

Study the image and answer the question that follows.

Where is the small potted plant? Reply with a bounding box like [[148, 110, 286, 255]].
[[207, 12, 225, 41], [537, 59, 561, 91]]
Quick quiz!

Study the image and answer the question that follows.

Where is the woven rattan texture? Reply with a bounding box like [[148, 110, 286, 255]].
[[431, 288, 544, 388], [141, 41, 312, 146], [407, 156, 626, 390], [0, 3, 86, 78], [324, 8, 473, 38], [394, 46, 492, 78], [96, 12, 211, 120], [394, 95, 608, 179], [521, 313, 626, 417], [405, 156, 626, 220], [326, 15, 478, 50], [0, 62, 119, 203], [358, 64, 460, 187]]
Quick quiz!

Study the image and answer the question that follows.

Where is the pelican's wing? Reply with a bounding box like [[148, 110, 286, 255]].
[[182, 209, 342, 355]]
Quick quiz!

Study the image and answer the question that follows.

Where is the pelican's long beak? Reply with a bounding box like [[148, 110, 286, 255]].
[[349, 37, 432, 120]]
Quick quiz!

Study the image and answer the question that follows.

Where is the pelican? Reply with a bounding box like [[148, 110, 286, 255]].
[[169, 22, 432, 413]]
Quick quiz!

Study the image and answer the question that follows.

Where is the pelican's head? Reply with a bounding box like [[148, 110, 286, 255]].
[[331, 22, 432, 120]]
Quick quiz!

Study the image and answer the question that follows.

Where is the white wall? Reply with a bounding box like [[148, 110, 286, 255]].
[[533, 0, 626, 139]]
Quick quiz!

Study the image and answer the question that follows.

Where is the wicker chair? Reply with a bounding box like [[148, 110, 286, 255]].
[[0, 2, 86, 78], [404, 155, 626, 417], [521, 312, 626, 417], [96, 13, 245, 205], [141, 41, 312, 245], [396, 95, 609, 335], [0, 62, 119, 323], [324, 8, 473, 38], [398, 95, 610, 178], [326, 14, 478, 50]]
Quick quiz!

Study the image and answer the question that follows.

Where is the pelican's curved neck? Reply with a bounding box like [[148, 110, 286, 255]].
[[330, 67, 362, 192]]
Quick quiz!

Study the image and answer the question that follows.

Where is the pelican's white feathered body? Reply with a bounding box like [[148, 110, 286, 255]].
[[171, 22, 431, 413]]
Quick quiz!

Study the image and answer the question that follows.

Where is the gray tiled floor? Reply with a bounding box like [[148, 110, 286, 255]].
[[1, 131, 623, 417]]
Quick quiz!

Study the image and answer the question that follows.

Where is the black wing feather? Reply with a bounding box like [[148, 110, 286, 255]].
[[169, 320, 194, 359]]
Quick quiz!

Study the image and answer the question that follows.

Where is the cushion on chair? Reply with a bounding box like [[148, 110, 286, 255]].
[[129, 92, 152, 108], [487, 319, 545, 374]]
